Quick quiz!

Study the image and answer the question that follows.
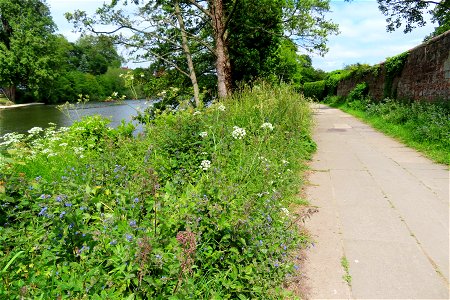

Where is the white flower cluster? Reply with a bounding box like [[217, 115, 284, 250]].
[[199, 132, 208, 138], [261, 122, 274, 131], [193, 111, 201, 116], [281, 207, 290, 216], [200, 159, 211, 170], [0, 132, 24, 146], [28, 127, 43, 135], [217, 104, 226, 111], [232, 126, 246, 140]]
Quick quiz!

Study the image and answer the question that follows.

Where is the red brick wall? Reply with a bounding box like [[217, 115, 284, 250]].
[[337, 30, 450, 102]]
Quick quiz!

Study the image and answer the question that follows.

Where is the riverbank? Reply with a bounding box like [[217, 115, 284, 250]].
[[0, 103, 45, 109], [0, 84, 315, 298]]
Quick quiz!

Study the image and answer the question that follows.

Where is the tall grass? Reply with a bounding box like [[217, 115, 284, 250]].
[[0, 83, 315, 298]]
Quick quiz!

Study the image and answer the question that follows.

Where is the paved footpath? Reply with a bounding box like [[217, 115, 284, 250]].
[[304, 104, 449, 299]]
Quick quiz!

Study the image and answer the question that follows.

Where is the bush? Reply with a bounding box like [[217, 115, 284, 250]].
[[303, 80, 326, 100], [0, 83, 315, 298]]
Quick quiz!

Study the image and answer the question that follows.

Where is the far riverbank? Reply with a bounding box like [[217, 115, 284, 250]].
[[0, 103, 45, 110]]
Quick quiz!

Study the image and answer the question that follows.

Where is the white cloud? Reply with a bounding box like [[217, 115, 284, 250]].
[[312, 0, 436, 71]]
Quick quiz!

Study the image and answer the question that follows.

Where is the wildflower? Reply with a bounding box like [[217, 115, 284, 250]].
[[294, 265, 300, 271], [155, 254, 162, 260], [38, 207, 48, 216], [281, 207, 290, 216], [129, 220, 137, 227], [282, 159, 289, 165], [261, 122, 274, 131], [59, 211, 66, 219], [110, 240, 117, 246], [217, 104, 226, 111], [193, 111, 201, 115], [59, 143, 68, 147], [133, 197, 139, 203], [199, 132, 208, 138], [200, 160, 211, 170], [64, 202, 72, 207], [231, 126, 246, 139], [40, 194, 51, 199], [274, 262, 279, 268], [28, 127, 43, 134], [125, 234, 133, 242]]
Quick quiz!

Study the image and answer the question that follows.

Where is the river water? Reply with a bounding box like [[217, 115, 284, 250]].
[[0, 100, 152, 136]]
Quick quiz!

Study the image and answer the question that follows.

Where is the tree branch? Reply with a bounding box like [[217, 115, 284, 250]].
[[185, 0, 213, 19]]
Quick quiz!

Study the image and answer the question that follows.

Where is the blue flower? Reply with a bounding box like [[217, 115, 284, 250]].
[[64, 202, 72, 207], [110, 239, 117, 245], [274, 262, 279, 268], [68, 223, 74, 229], [35, 176, 42, 181], [129, 220, 137, 227], [59, 211, 66, 219], [38, 207, 48, 216], [133, 198, 139, 203], [125, 234, 133, 242], [294, 265, 300, 271], [155, 254, 162, 260]]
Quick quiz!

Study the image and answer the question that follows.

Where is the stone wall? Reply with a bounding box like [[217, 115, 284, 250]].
[[337, 30, 450, 102]]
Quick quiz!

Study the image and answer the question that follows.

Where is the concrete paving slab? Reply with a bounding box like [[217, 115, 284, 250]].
[[303, 104, 449, 299]]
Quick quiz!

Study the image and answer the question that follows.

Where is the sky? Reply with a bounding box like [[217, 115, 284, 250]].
[[46, 0, 437, 72]]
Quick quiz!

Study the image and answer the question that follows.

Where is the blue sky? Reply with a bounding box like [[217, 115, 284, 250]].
[[46, 0, 437, 72]]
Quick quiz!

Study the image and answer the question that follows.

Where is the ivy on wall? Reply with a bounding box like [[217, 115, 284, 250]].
[[383, 51, 409, 98]]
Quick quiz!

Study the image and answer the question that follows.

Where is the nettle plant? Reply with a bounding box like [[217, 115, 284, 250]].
[[0, 84, 314, 298]]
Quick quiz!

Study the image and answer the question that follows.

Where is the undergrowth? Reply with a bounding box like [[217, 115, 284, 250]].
[[325, 95, 450, 165], [0, 83, 315, 299]]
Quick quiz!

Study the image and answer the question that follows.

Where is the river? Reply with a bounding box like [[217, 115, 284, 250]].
[[0, 100, 152, 136]]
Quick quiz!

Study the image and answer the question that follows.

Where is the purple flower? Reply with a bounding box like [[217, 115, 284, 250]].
[[39, 194, 50, 199], [110, 240, 117, 245], [294, 265, 300, 271], [129, 220, 137, 227], [133, 197, 139, 203], [59, 211, 66, 219], [38, 207, 48, 216], [125, 234, 133, 242], [274, 262, 279, 268], [64, 202, 72, 207]]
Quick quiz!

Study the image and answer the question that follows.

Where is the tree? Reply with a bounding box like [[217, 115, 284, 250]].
[[0, 0, 56, 102], [72, 35, 123, 75], [67, 0, 337, 100], [376, 0, 450, 34]]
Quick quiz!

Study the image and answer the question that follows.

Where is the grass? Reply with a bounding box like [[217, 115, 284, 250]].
[[324, 96, 450, 165], [341, 255, 351, 286], [0, 83, 315, 299]]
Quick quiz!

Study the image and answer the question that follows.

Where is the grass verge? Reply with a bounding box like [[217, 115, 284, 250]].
[[324, 96, 450, 165], [0, 83, 315, 299]]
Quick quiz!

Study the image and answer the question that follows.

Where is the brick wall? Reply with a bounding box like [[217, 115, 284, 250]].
[[337, 30, 450, 102]]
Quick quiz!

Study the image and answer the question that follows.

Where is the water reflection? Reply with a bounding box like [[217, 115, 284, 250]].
[[0, 100, 152, 136]]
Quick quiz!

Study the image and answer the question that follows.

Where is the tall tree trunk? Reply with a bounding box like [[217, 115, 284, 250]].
[[4, 86, 16, 102], [174, 0, 201, 107], [210, 0, 232, 98]]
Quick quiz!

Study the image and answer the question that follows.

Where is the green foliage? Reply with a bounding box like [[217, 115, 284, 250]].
[[0, 0, 56, 101], [384, 51, 409, 98], [303, 80, 326, 100], [0, 84, 315, 298], [377, 0, 449, 34], [347, 82, 368, 102]]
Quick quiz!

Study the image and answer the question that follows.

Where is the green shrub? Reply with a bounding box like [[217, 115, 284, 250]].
[[303, 80, 326, 100], [0, 83, 315, 298]]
